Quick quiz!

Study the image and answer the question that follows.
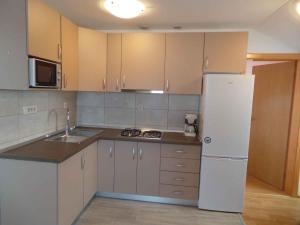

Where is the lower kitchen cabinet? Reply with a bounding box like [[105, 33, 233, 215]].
[[137, 142, 161, 196], [58, 141, 98, 225], [83, 142, 98, 207], [99, 141, 161, 197], [58, 151, 84, 225], [98, 140, 115, 192], [114, 141, 138, 194], [0, 142, 98, 225]]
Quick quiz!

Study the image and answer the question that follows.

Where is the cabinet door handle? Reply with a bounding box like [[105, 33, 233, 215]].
[[132, 147, 135, 160], [139, 148, 143, 160], [63, 74, 68, 88], [116, 78, 119, 90], [166, 80, 169, 91], [102, 78, 106, 90], [204, 57, 209, 70], [173, 191, 184, 196], [109, 147, 113, 158], [174, 177, 185, 181], [122, 75, 126, 88], [65, 76, 68, 88], [175, 150, 185, 154], [176, 164, 185, 168], [57, 43, 62, 60], [81, 155, 84, 170]]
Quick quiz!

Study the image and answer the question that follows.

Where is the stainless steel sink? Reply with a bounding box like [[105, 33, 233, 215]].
[[45, 128, 102, 143]]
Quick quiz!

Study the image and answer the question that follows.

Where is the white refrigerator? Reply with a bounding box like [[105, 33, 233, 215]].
[[198, 74, 254, 213]]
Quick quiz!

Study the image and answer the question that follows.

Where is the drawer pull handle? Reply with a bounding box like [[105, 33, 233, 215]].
[[132, 147, 136, 160], [109, 147, 113, 158], [176, 164, 185, 168], [175, 150, 185, 154], [173, 191, 184, 195], [174, 178, 185, 181]]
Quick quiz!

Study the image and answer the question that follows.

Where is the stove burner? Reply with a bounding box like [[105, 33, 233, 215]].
[[142, 130, 162, 139], [120, 129, 162, 139], [121, 128, 141, 137]]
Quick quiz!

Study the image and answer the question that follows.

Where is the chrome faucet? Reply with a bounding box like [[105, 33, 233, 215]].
[[65, 108, 71, 136]]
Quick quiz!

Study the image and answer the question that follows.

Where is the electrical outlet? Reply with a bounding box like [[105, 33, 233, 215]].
[[63, 102, 68, 109], [22, 105, 37, 115]]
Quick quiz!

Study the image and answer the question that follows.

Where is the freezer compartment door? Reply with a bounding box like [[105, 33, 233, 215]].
[[201, 74, 254, 158], [198, 156, 248, 213]]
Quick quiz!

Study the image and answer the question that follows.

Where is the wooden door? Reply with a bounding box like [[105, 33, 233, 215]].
[[248, 61, 296, 189], [27, 0, 61, 62], [122, 33, 165, 90], [137, 143, 161, 196], [58, 152, 83, 225], [114, 141, 138, 194], [78, 27, 107, 92], [107, 33, 122, 92], [165, 33, 204, 94], [0, 0, 28, 90], [98, 140, 115, 192], [61, 16, 78, 91], [204, 32, 248, 74], [83, 142, 98, 207]]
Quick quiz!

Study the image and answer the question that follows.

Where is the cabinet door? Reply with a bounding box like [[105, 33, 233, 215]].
[[165, 33, 204, 94], [83, 142, 98, 207], [0, 0, 28, 90], [203, 32, 248, 74], [58, 152, 83, 225], [137, 143, 161, 196], [122, 33, 165, 90], [27, 0, 61, 62], [98, 140, 115, 192], [114, 141, 138, 194], [61, 16, 78, 91], [78, 27, 107, 92], [107, 33, 122, 92]]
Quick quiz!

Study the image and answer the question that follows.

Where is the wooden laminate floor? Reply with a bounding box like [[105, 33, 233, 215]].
[[243, 176, 300, 225], [75, 176, 300, 225], [75, 198, 244, 225]]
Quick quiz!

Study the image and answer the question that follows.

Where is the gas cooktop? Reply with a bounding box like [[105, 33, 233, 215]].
[[120, 128, 162, 140]]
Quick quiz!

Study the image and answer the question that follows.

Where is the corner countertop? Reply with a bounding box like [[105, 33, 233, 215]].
[[0, 127, 201, 163]]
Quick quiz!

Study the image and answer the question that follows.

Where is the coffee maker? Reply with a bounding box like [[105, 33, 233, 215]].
[[184, 113, 198, 137]]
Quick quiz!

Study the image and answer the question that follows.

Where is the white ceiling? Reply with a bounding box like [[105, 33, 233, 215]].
[[44, 0, 289, 30]]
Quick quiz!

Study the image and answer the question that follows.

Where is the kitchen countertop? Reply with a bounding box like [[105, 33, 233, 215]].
[[0, 127, 201, 163]]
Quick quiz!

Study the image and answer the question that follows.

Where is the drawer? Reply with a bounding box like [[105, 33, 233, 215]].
[[160, 158, 200, 173], [161, 144, 200, 159], [160, 184, 198, 200], [160, 171, 199, 187]]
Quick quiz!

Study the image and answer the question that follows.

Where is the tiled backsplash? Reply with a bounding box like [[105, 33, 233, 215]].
[[77, 92, 200, 131], [0, 90, 76, 151]]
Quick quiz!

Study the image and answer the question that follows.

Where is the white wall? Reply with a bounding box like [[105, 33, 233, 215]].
[[248, 1, 300, 54]]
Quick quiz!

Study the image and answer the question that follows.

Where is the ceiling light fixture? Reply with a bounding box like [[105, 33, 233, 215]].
[[104, 0, 145, 19], [297, 2, 300, 16]]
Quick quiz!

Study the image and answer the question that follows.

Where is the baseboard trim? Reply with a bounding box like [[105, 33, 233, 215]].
[[96, 192, 198, 207]]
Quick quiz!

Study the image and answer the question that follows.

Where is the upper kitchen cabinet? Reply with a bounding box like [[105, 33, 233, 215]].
[[78, 27, 107, 92], [106, 33, 122, 92], [0, 0, 28, 90], [27, 0, 61, 62], [165, 33, 204, 94], [61, 16, 78, 91], [203, 32, 248, 74], [121, 33, 165, 90]]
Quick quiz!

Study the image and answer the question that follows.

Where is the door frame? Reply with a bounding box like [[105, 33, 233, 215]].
[[247, 53, 300, 196]]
